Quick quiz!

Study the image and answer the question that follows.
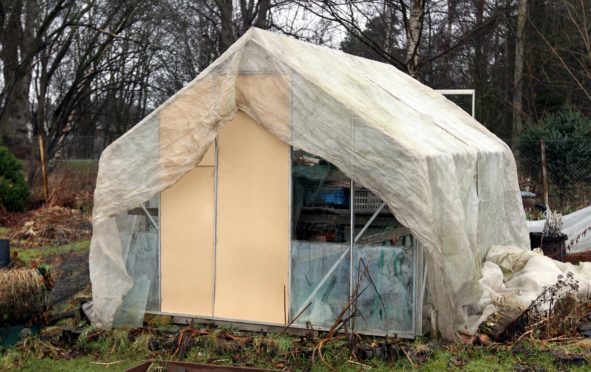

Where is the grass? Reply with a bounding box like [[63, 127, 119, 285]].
[[58, 159, 99, 173], [16, 355, 141, 371], [0, 225, 90, 264], [1, 325, 590, 371], [13, 240, 90, 264], [0, 227, 10, 239]]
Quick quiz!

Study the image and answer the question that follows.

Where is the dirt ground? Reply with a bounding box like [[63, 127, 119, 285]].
[[48, 250, 90, 308], [0, 206, 92, 314]]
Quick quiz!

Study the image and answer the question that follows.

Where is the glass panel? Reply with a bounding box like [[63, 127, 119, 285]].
[[292, 150, 350, 243], [118, 194, 161, 318], [291, 149, 350, 327], [290, 241, 350, 328], [353, 242, 415, 334], [290, 151, 420, 334], [353, 184, 416, 334]]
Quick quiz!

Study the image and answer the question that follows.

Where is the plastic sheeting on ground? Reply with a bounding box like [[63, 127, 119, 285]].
[[527, 205, 591, 253], [464, 245, 591, 335], [88, 28, 529, 341]]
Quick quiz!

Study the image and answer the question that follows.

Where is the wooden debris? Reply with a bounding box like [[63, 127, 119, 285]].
[[9, 206, 92, 247], [479, 306, 524, 341]]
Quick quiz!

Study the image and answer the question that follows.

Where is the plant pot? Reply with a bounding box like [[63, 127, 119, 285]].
[[0, 239, 9, 269], [0, 325, 39, 347], [530, 232, 568, 261]]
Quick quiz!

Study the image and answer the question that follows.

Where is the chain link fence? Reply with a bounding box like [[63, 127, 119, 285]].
[[507, 138, 591, 215]]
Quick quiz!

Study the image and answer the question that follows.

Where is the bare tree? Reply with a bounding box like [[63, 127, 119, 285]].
[[0, 0, 40, 155], [512, 0, 527, 139]]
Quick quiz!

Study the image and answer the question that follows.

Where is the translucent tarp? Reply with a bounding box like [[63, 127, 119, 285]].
[[465, 245, 591, 335], [527, 205, 591, 253], [88, 28, 529, 341]]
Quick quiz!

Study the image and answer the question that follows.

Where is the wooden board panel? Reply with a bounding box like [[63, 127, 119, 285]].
[[214, 111, 290, 324], [160, 163, 215, 316]]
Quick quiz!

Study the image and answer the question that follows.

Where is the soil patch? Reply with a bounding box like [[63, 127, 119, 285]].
[[4, 207, 91, 248]]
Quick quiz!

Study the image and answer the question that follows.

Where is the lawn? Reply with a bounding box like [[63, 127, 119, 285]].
[[2, 323, 591, 371]]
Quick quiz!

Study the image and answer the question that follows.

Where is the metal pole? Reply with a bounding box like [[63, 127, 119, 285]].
[[349, 180, 354, 300], [540, 139, 549, 208], [293, 246, 350, 317], [212, 138, 219, 316], [354, 202, 386, 243], [38, 135, 49, 203], [141, 203, 159, 231]]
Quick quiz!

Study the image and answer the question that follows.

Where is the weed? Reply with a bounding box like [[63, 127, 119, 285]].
[[130, 333, 154, 354], [0, 347, 21, 369]]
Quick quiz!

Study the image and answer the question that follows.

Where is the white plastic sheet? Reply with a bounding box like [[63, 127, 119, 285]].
[[88, 28, 529, 340], [466, 245, 591, 335], [528, 205, 591, 253]]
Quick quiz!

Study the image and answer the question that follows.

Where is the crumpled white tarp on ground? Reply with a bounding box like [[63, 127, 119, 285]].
[[464, 245, 591, 335], [88, 28, 529, 341], [527, 205, 591, 253]]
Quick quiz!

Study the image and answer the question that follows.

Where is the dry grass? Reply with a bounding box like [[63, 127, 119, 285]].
[[9, 206, 92, 247], [0, 268, 46, 319]]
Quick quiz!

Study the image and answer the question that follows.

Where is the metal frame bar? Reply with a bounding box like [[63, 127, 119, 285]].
[[411, 237, 418, 334], [417, 243, 427, 336], [123, 216, 139, 263], [436, 89, 476, 118], [287, 147, 293, 325], [287, 76, 294, 325], [143, 309, 418, 339], [349, 180, 354, 302], [141, 202, 159, 231], [293, 245, 350, 317], [212, 138, 219, 316], [157, 196, 162, 312], [353, 202, 386, 243]]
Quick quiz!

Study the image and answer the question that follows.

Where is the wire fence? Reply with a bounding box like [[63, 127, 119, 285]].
[[2, 135, 590, 214], [507, 138, 591, 215]]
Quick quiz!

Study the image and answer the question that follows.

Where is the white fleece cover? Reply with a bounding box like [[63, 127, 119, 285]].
[[88, 28, 529, 341], [528, 205, 591, 253], [466, 245, 591, 335]]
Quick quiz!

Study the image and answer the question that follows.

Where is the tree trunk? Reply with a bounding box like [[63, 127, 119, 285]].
[[254, 0, 270, 29], [216, 0, 234, 53], [473, 0, 486, 122], [512, 0, 528, 140], [0, 0, 37, 157], [405, 0, 425, 77]]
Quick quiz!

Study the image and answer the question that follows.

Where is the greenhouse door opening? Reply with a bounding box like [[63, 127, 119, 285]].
[[290, 149, 424, 337]]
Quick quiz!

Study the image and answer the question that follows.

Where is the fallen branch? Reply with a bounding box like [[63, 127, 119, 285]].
[[89, 360, 122, 366]]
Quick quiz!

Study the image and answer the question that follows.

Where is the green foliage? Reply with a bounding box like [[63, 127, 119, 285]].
[[518, 108, 591, 186], [0, 145, 29, 212], [13, 240, 90, 264]]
